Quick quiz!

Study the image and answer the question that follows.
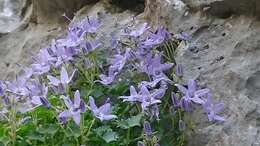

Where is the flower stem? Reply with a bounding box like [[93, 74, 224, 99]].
[[9, 97, 17, 146], [126, 128, 131, 145], [86, 118, 95, 139], [80, 114, 85, 144]]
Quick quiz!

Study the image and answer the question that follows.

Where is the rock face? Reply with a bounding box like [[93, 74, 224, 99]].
[[156, 0, 260, 146], [0, 0, 98, 79], [0, 0, 260, 146], [0, 0, 27, 33], [183, 0, 260, 18]]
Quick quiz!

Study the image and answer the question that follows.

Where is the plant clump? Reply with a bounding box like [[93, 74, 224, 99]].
[[0, 14, 224, 146]]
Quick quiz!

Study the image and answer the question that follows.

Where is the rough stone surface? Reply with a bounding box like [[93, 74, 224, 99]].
[[158, 0, 260, 146], [0, 0, 28, 33], [0, 0, 99, 79]]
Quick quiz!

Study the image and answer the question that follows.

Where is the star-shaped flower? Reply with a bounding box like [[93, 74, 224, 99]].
[[89, 96, 117, 122], [175, 79, 210, 111], [203, 93, 225, 122], [58, 90, 86, 125], [47, 67, 76, 87]]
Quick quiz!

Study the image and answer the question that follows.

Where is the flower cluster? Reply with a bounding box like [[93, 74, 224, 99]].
[[0, 14, 224, 146]]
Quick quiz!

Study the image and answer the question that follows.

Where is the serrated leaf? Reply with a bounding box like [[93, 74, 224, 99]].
[[94, 126, 112, 136], [117, 114, 143, 129], [126, 114, 143, 127], [117, 120, 129, 129], [94, 126, 118, 143], [102, 131, 118, 143]]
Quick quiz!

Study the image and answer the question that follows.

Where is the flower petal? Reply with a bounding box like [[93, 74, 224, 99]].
[[63, 96, 73, 109], [188, 79, 197, 93], [175, 84, 188, 95], [99, 103, 110, 114], [213, 115, 225, 122], [214, 102, 224, 113], [130, 86, 138, 95], [60, 67, 69, 84], [47, 75, 60, 86], [190, 96, 205, 104], [72, 113, 81, 125], [59, 110, 71, 118], [102, 114, 117, 121], [89, 96, 98, 112], [74, 90, 81, 108]]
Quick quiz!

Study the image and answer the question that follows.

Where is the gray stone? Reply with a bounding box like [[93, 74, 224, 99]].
[[158, 0, 260, 145]]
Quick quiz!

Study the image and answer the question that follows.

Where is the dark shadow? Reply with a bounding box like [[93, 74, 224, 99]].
[[109, 0, 145, 13]]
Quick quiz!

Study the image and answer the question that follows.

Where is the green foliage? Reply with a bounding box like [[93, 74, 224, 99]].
[[117, 114, 143, 129], [0, 38, 188, 146]]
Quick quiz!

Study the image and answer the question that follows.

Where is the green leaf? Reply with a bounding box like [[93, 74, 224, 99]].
[[94, 126, 112, 136], [91, 89, 104, 98], [65, 124, 81, 138], [126, 114, 143, 127], [37, 124, 59, 135], [94, 126, 118, 143], [102, 131, 118, 143], [109, 82, 129, 96], [117, 114, 143, 129], [26, 132, 45, 142], [0, 136, 10, 146]]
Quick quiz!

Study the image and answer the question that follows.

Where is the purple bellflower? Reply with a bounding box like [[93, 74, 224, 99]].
[[81, 40, 101, 53], [175, 79, 209, 106], [149, 53, 173, 75], [120, 85, 164, 112], [143, 121, 153, 139], [136, 53, 173, 76], [139, 33, 164, 49], [27, 80, 50, 108], [89, 96, 117, 122], [77, 16, 101, 34], [0, 81, 4, 96], [59, 90, 86, 125], [5, 76, 29, 96], [150, 104, 160, 121], [171, 92, 181, 108], [119, 86, 142, 102], [156, 27, 171, 40], [48, 41, 79, 67], [96, 48, 130, 85], [176, 63, 184, 77], [47, 67, 76, 87], [139, 85, 162, 111], [203, 93, 225, 122], [139, 73, 173, 88], [111, 35, 119, 49], [56, 30, 83, 48], [31, 49, 54, 75], [138, 27, 170, 49], [175, 32, 192, 41], [110, 48, 130, 72], [15, 64, 33, 79], [122, 22, 150, 38], [96, 66, 118, 85]]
